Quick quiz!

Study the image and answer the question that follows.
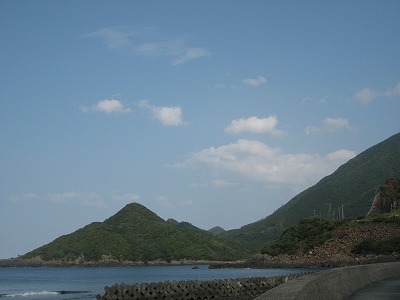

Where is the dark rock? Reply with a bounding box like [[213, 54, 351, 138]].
[[367, 178, 400, 216]]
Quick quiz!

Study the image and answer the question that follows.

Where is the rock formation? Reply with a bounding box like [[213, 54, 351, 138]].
[[367, 178, 400, 217]]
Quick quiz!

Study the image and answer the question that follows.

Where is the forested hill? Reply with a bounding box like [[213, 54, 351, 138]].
[[19, 132, 400, 264], [22, 203, 251, 264], [220, 132, 400, 252]]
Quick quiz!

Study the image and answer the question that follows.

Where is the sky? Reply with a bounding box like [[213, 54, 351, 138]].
[[1, 0, 399, 259]]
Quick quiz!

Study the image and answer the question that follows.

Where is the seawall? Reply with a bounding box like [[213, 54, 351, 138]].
[[96, 273, 313, 300], [255, 262, 400, 300]]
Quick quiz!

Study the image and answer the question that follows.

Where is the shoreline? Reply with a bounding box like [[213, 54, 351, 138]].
[[0, 257, 241, 268], [2, 254, 399, 269]]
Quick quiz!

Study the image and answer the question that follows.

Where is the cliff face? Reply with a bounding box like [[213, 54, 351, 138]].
[[367, 178, 400, 217]]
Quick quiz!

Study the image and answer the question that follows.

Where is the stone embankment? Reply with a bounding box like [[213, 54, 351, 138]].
[[211, 222, 400, 269], [96, 273, 312, 300], [255, 261, 400, 300]]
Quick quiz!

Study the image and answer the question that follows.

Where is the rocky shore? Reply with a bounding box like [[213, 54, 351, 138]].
[[211, 222, 400, 269]]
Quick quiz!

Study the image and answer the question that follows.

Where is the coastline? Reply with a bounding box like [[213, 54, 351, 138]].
[[0, 257, 242, 268], [209, 253, 400, 269], [2, 253, 399, 269]]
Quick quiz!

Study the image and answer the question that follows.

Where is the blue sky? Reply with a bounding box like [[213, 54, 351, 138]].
[[1, 0, 399, 259]]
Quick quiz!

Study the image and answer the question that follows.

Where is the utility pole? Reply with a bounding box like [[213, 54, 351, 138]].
[[342, 204, 344, 220]]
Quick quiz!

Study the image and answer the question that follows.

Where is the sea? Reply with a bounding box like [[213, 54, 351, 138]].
[[0, 265, 312, 299]]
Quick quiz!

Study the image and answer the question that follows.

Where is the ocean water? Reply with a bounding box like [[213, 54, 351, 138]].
[[0, 265, 311, 299]]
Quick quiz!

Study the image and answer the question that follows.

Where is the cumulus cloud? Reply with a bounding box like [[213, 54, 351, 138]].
[[225, 115, 284, 136], [242, 76, 267, 87], [178, 139, 356, 192], [85, 26, 210, 65], [138, 100, 186, 126], [80, 99, 131, 114], [305, 117, 355, 135]]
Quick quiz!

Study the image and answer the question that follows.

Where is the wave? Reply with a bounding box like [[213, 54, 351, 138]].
[[0, 290, 88, 297]]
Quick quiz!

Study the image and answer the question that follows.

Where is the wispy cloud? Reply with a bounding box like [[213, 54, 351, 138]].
[[9, 192, 140, 209], [138, 100, 187, 126], [85, 26, 210, 65], [242, 76, 267, 87], [177, 139, 356, 192], [191, 179, 237, 188], [225, 115, 284, 136], [384, 81, 400, 97], [354, 81, 400, 104], [301, 96, 329, 105], [305, 117, 356, 135], [80, 99, 131, 114], [172, 47, 210, 65], [354, 88, 379, 104], [84, 26, 146, 50]]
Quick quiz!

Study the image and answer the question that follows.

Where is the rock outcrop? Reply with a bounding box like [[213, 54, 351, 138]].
[[367, 178, 400, 217]]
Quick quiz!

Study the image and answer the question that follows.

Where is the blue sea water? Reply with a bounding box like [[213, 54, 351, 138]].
[[0, 265, 311, 299]]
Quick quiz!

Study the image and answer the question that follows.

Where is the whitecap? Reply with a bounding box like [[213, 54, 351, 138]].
[[2, 291, 59, 297]]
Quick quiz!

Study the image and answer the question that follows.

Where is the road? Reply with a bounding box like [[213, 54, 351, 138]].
[[348, 278, 400, 300]]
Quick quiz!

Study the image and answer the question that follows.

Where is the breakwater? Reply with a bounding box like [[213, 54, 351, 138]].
[[96, 273, 312, 300]]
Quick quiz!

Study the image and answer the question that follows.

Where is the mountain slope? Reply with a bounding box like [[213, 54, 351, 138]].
[[221, 132, 400, 252], [22, 203, 251, 263]]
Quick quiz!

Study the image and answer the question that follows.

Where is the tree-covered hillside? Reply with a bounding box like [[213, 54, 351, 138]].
[[21, 133, 400, 263], [23, 203, 251, 263], [221, 132, 400, 252]]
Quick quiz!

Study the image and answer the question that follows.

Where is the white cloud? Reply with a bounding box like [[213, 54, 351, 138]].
[[242, 76, 267, 87], [354, 81, 400, 104], [305, 117, 355, 135], [325, 149, 356, 161], [81, 99, 131, 114], [179, 139, 356, 192], [225, 115, 284, 136], [173, 47, 210, 65], [85, 26, 210, 65], [138, 100, 186, 126], [354, 88, 379, 104], [385, 81, 400, 97], [84, 26, 141, 50]]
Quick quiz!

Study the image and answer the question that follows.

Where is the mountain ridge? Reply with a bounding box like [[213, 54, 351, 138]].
[[21, 202, 251, 264], [9, 132, 400, 265], [220, 132, 400, 252]]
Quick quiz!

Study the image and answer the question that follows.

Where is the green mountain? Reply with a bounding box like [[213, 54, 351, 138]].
[[22, 203, 251, 263], [220, 132, 400, 252], [21, 133, 400, 263], [208, 226, 226, 235]]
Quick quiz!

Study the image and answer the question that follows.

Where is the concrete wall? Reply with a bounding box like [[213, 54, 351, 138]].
[[255, 262, 400, 300]]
